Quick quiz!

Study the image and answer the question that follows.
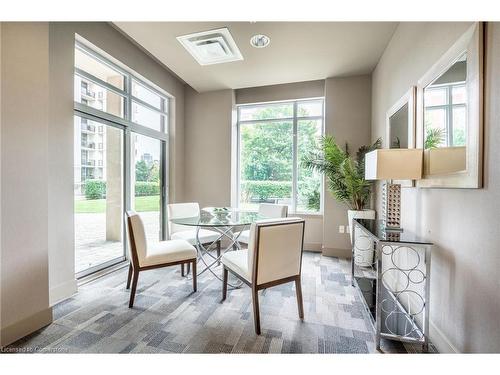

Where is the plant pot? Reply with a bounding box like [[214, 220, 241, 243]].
[[348, 209, 375, 267]]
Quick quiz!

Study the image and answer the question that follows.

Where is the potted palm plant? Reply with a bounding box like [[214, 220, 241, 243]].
[[302, 136, 381, 265]]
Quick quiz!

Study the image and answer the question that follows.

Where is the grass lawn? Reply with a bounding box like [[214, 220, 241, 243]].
[[75, 195, 160, 213]]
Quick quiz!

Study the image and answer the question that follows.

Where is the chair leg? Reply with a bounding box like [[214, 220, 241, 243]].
[[222, 267, 228, 302], [252, 287, 261, 335], [129, 270, 139, 308], [192, 260, 197, 292], [295, 276, 304, 320], [217, 240, 221, 265], [187, 262, 191, 275], [181, 263, 185, 277], [126, 263, 133, 289]]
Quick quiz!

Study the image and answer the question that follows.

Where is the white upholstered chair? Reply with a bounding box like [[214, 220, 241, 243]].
[[167, 202, 221, 275], [221, 217, 305, 334], [238, 203, 288, 244], [126, 211, 197, 307]]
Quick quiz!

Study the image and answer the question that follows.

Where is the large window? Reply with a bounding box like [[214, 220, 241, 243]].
[[237, 99, 324, 213], [74, 39, 169, 278]]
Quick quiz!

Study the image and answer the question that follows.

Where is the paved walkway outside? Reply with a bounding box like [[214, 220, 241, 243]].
[[75, 211, 159, 273]]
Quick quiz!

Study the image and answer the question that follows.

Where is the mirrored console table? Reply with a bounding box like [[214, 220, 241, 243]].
[[351, 219, 433, 352]]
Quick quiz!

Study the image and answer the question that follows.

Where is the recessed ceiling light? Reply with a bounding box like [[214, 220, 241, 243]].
[[250, 34, 270, 48]]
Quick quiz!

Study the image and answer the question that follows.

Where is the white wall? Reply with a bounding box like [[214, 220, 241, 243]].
[[235, 80, 325, 104], [372, 22, 500, 353], [184, 87, 234, 207], [1, 22, 53, 346], [323, 75, 372, 257], [47, 24, 78, 305]]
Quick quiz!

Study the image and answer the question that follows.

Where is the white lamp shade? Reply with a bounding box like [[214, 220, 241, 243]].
[[424, 146, 466, 175], [365, 149, 423, 180]]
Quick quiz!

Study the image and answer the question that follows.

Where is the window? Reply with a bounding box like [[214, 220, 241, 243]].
[[74, 116, 124, 274], [75, 47, 125, 90], [424, 82, 467, 147], [74, 39, 170, 278], [74, 44, 168, 132], [237, 98, 324, 213], [131, 133, 162, 242]]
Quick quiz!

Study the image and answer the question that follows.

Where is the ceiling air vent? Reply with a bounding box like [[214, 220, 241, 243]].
[[177, 28, 243, 66]]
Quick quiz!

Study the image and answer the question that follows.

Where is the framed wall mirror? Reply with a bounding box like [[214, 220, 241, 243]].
[[386, 87, 416, 187], [416, 22, 484, 188]]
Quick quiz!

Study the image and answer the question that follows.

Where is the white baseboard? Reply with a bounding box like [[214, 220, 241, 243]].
[[304, 242, 322, 252], [322, 247, 351, 258], [49, 279, 78, 306], [429, 320, 459, 353], [0, 307, 53, 347]]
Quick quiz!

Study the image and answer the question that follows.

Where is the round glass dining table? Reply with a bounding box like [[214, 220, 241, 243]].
[[170, 207, 266, 285]]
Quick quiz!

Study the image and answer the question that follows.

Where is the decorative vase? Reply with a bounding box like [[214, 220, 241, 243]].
[[347, 209, 376, 267]]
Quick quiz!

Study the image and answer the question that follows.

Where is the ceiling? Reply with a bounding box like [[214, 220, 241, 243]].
[[113, 22, 398, 93]]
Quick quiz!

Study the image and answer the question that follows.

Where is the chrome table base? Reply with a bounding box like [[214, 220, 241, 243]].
[[191, 225, 246, 288]]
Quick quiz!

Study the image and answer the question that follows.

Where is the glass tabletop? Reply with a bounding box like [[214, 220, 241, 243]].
[[170, 207, 266, 227], [354, 219, 433, 245]]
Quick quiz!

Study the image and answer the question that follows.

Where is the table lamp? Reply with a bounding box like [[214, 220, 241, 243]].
[[364, 149, 423, 231]]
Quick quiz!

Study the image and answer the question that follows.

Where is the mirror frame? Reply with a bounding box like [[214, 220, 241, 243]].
[[416, 22, 484, 189], [385, 87, 416, 187]]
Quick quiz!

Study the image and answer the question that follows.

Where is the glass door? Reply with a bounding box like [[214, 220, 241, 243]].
[[74, 116, 126, 277], [130, 132, 165, 242]]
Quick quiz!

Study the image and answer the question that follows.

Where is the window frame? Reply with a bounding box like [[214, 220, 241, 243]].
[[74, 41, 170, 138], [73, 38, 171, 278], [236, 98, 325, 215]]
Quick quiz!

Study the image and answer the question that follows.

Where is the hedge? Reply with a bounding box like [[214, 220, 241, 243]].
[[84, 179, 106, 199], [84, 179, 160, 200], [135, 181, 160, 196], [241, 179, 321, 211], [240, 180, 292, 200]]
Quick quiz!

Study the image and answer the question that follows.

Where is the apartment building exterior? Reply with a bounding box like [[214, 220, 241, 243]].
[[74, 77, 108, 196]]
